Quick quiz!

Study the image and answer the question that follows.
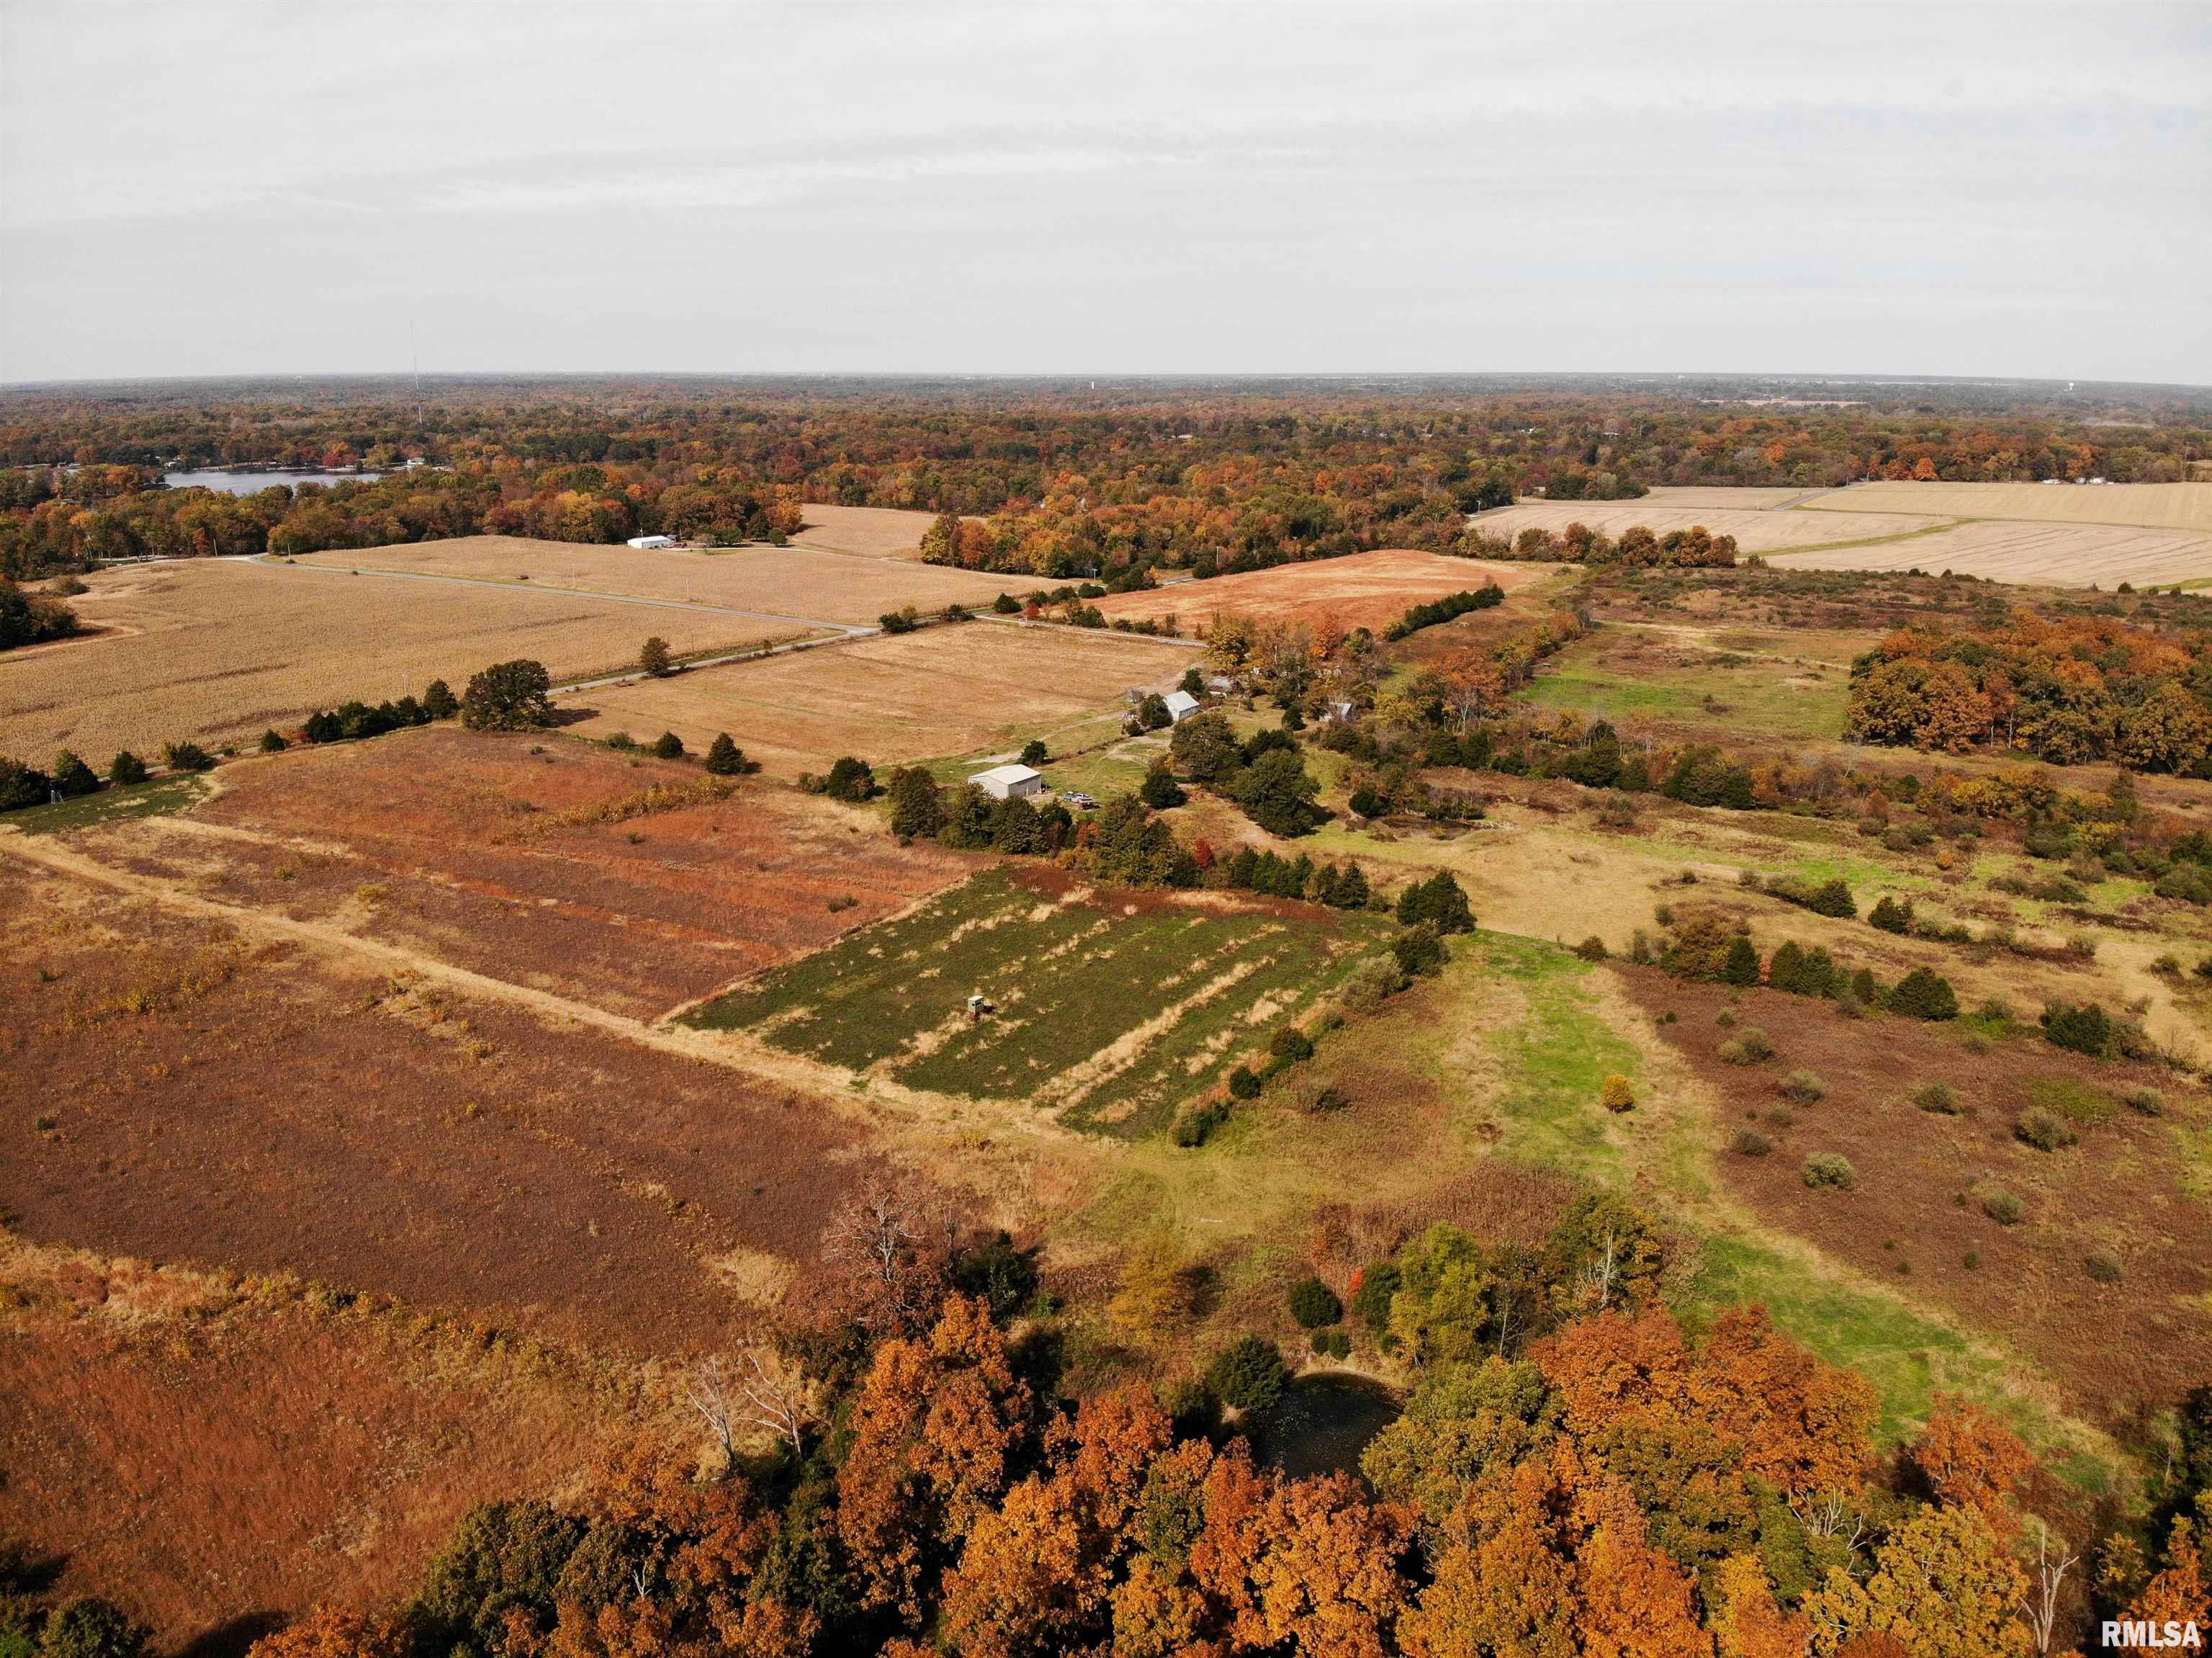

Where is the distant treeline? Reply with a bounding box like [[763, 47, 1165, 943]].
[[4, 381, 2204, 581]]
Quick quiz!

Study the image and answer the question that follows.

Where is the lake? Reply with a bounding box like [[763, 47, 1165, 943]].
[[163, 470, 382, 495]]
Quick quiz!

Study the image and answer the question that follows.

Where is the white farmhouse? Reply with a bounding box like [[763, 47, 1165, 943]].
[[1163, 689, 1200, 723], [626, 534, 679, 550], [970, 763, 1045, 801]]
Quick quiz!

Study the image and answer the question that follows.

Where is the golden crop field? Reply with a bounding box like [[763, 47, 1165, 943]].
[[1795, 480, 2212, 530], [295, 535, 1010, 624], [1094, 547, 1539, 634], [1473, 500, 1944, 551], [1629, 485, 1817, 510], [0, 560, 790, 763], [559, 621, 1195, 776], [789, 502, 948, 557], [1767, 519, 2212, 588]]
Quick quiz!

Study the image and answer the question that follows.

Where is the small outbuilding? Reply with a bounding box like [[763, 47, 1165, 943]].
[[1163, 690, 1200, 723], [626, 534, 679, 550], [970, 763, 1045, 801]]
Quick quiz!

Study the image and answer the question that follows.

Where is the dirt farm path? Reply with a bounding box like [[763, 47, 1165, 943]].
[[0, 829, 1092, 1160]]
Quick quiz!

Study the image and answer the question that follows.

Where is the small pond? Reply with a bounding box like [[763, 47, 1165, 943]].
[[1251, 1371, 1402, 1482], [163, 469, 382, 495]]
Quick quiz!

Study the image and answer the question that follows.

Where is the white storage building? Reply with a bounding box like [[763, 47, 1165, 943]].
[[970, 763, 1046, 801]]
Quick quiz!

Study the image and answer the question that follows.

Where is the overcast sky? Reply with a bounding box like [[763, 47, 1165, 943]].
[[3, 1, 2206, 385]]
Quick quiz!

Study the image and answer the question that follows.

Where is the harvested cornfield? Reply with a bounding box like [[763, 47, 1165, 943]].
[[559, 621, 1197, 777], [0, 558, 791, 764], [1472, 501, 1944, 552], [1767, 518, 2212, 587], [292, 534, 1008, 624], [1094, 548, 1539, 635], [788, 502, 953, 557], [1796, 480, 2212, 531]]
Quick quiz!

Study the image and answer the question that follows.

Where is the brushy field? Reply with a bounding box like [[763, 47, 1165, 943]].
[[0, 559, 784, 763], [1473, 500, 1946, 552], [104, 725, 980, 1018], [788, 501, 947, 557], [561, 622, 1197, 777], [691, 866, 1394, 1137], [292, 534, 1009, 623], [0, 1245, 647, 1648], [1798, 479, 2212, 531], [1517, 619, 1870, 740], [1094, 548, 1537, 634], [1618, 966, 2212, 1422], [1767, 517, 2212, 587], [0, 856, 891, 1352]]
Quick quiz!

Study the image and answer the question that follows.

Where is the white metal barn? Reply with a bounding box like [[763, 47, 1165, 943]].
[[1163, 690, 1200, 723], [626, 534, 679, 550], [970, 763, 1046, 801]]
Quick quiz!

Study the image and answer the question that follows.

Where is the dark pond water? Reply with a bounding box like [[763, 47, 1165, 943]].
[[1251, 1371, 1402, 1481], [163, 470, 382, 495]]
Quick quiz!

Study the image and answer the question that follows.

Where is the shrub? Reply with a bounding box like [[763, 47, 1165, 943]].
[[1979, 1187, 2026, 1225], [1599, 1074, 1636, 1113], [1736, 1026, 1773, 1061], [1717, 1039, 1752, 1066], [1269, 1026, 1315, 1065], [651, 730, 685, 759], [1340, 957, 1405, 1016], [50, 750, 100, 797], [2123, 1085, 2164, 1116], [1732, 1128, 1772, 1157], [1288, 1276, 1343, 1329], [421, 678, 459, 720], [258, 728, 289, 754], [1573, 935, 1609, 962], [1350, 1260, 1401, 1331], [1285, 1078, 1351, 1114], [2085, 1250, 2124, 1285], [1020, 738, 1048, 766], [1227, 1066, 1262, 1101], [1869, 895, 1915, 934], [1721, 936, 1761, 987], [459, 658, 554, 731], [37, 1600, 148, 1658], [108, 750, 147, 786], [1773, 876, 1857, 919], [1779, 1069, 1827, 1103], [1888, 967, 1959, 1021], [639, 635, 672, 676], [1172, 1102, 1227, 1147], [1913, 1082, 1961, 1114], [1392, 923, 1447, 978], [822, 756, 877, 802], [2040, 1000, 2112, 1057], [1802, 1153, 1856, 1190], [162, 740, 215, 773], [1396, 871, 1475, 933], [1205, 1335, 1288, 1413], [2015, 1108, 2077, 1152], [704, 732, 745, 775]]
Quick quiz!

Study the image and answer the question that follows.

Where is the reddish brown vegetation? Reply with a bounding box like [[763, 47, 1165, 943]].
[[0, 863, 890, 1353], [135, 726, 977, 1016], [1620, 967, 2212, 1417]]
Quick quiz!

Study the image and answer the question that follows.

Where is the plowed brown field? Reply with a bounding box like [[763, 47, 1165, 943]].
[[1094, 548, 1538, 635]]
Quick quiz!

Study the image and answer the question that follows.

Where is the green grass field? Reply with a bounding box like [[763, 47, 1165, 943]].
[[1519, 628, 1855, 742], [688, 867, 1394, 1136], [1, 774, 212, 835]]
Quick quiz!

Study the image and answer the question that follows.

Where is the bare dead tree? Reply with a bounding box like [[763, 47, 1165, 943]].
[[822, 1179, 946, 1335], [1577, 1229, 1621, 1312], [687, 1355, 738, 1471], [2019, 1522, 2080, 1658], [1789, 1490, 1873, 1554], [734, 1344, 814, 1458]]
